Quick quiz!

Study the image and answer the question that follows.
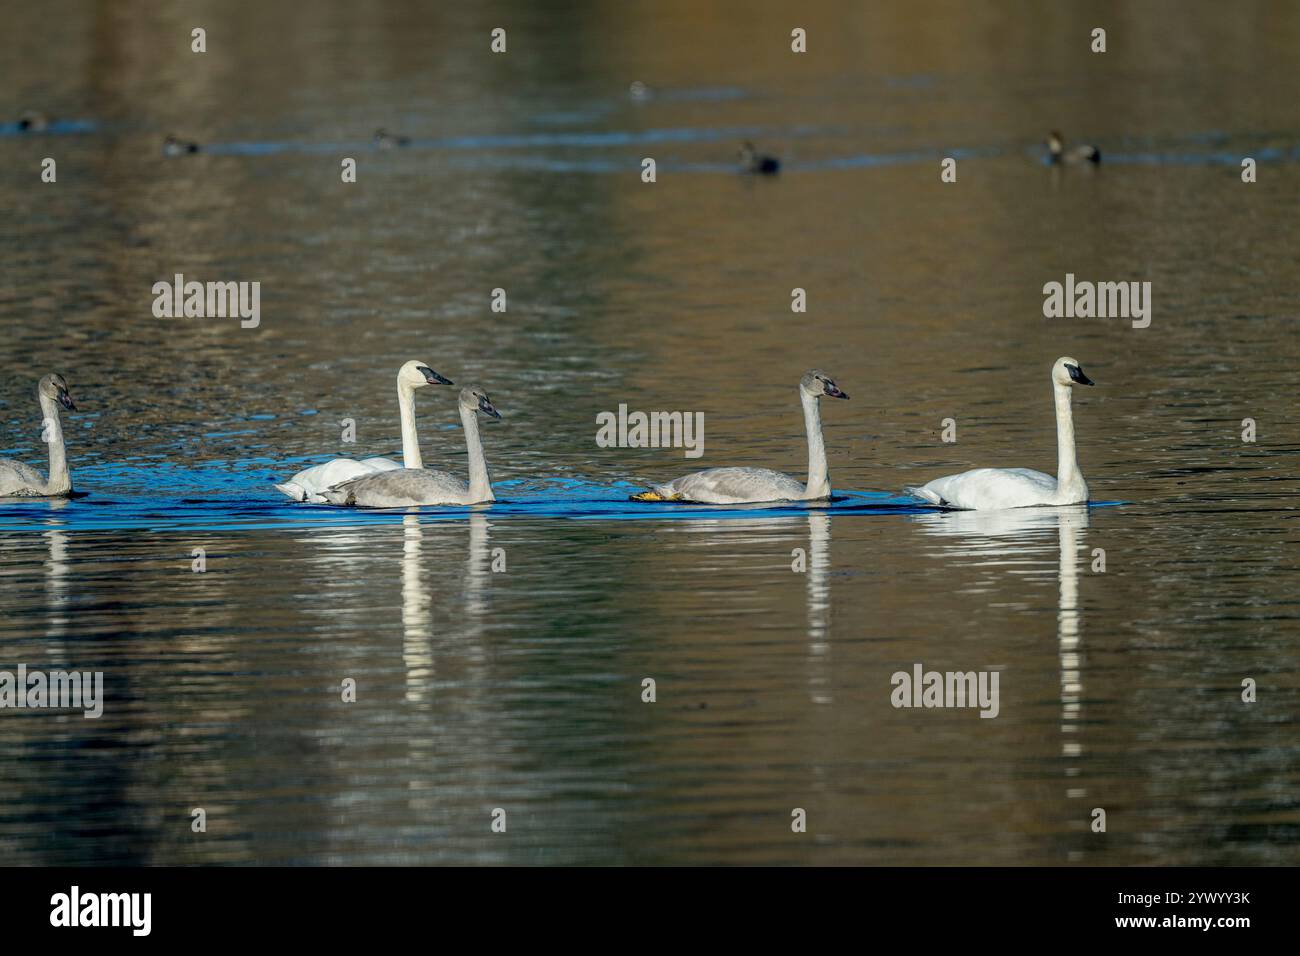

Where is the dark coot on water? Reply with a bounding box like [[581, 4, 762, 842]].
[[738, 141, 780, 175], [373, 128, 411, 149], [1046, 130, 1101, 165], [163, 135, 200, 157]]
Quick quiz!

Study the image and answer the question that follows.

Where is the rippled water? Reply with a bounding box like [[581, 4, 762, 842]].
[[1, 1, 1297, 865]]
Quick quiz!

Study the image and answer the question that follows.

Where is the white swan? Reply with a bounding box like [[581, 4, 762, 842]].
[[906, 357, 1094, 511], [276, 360, 454, 502], [321, 385, 501, 507], [630, 370, 849, 504], [0, 374, 78, 498]]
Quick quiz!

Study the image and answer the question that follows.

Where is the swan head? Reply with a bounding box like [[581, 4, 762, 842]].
[[460, 385, 501, 419], [1053, 357, 1094, 387], [1047, 130, 1065, 156], [38, 373, 76, 411], [800, 369, 848, 400], [398, 360, 453, 389]]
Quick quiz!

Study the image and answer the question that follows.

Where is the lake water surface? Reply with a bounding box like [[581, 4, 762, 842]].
[[1, 0, 1297, 865]]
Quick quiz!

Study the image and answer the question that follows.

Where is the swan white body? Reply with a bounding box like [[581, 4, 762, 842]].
[[631, 370, 848, 504], [275, 457, 401, 502], [0, 374, 77, 498], [322, 385, 501, 508], [907, 357, 1094, 511], [276, 360, 452, 502]]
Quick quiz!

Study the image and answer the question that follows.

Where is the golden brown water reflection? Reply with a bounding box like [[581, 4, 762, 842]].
[[1, 1, 1297, 864]]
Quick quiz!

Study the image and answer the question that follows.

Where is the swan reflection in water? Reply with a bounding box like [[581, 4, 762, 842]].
[[401, 515, 434, 704], [657, 512, 834, 704], [806, 513, 831, 704], [910, 504, 1090, 854], [400, 511, 494, 706], [44, 513, 70, 645], [398, 511, 497, 836]]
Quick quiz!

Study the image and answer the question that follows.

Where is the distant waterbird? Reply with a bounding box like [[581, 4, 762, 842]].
[[373, 128, 411, 150], [1047, 130, 1101, 165], [163, 134, 200, 156], [738, 141, 780, 175], [17, 110, 50, 132]]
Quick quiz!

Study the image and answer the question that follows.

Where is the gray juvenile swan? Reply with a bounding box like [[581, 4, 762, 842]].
[[275, 360, 454, 502], [0, 374, 78, 498], [630, 370, 849, 504], [321, 385, 502, 507]]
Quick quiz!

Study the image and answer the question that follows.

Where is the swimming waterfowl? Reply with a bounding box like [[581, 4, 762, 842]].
[[17, 111, 50, 132], [321, 385, 501, 507], [906, 357, 1095, 511], [163, 135, 200, 156], [1047, 130, 1101, 165], [630, 370, 848, 504], [739, 141, 780, 175], [276, 361, 454, 502], [0, 374, 78, 498], [373, 128, 411, 150]]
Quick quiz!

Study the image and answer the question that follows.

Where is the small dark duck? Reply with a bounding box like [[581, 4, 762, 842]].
[[1047, 130, 1100, 165], [163, 135, 200, 157], [18, 110, 50, 132], [738, 141, 780, 175], [373, 128, 411, 150]]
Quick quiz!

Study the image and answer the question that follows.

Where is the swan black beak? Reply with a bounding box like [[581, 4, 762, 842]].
[[1066, 364, 1094, 386], [419, 367, 454, 386], [824, 383, 849, 399], [59, 391, 76, 411], [479, 396, 502, 419]]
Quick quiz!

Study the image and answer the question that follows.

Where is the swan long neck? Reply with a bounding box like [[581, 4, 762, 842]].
[[1054, 382, 1081, 488], [39, 393, 71, 495], [460, 404, 494, 502], [397, 381, 423, 470], [802, 388, 829, 498]]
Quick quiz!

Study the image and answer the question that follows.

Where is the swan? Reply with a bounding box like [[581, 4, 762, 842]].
[[906, 357, 1095, 511], [0, 374, 78, 498], [630, 370, 848, 504], [163, 135, 200, 156], [373, 128, 410, 150], [738, 141, 780, 175], [276, 361, 454, 502], [1047, 130, 1100, 165], [321, 385, 502, 507]]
